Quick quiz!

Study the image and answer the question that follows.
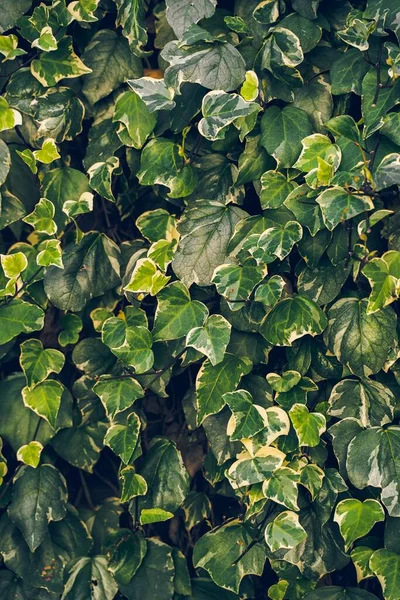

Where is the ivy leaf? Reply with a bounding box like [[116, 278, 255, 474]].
[[93, 377, 144, 419], [198, 91, 259, 141], [223, 389, 266, 440], [16, 440, 43, 468], [120, 467, 147, 502], [104, 412, 141, 464], [260, 295, 327, 346], [113, 90, 156, 149], [37, 239, 63, 269], [260, 171, 297, 209], [23, 197, 57, 234], [161, 40, 246, 92], [254, 275, 286, 309], [136, 437, 190, 516], [119, 538, 175, 600], [328, 378, 395, 427], [0, 96, 22, 132], [0, 139, 11, 186], [31, 37, 91, 87], [0, 299, 44, 345], [172, 200, 246, 287], [196, 353, 250, 425], [81, 29, 143, 106], [105, 529, 147, 585], [128, 77, 176, 112], [166, 0, 217, 37], [374, 153, 400, 191], [137, 138, 197, 198], [304, 587, 378, 599], [244, 221, 303, 263], [262, 467, 300, 511], [152, 281, 208, 341], [186, 314, 231, 366], [369, 549, 400, 600], [212, 258, 266, 307], [125, 257, 170, 296], [102, 317, 154, 373], [363, 251, 400, 313], [289, 403, 326, 447], [260, 106, 313, 167], [8, 464, 67, 552], [87, 157, 119, 203], [265, 511, 307, 552], [44, 233, 120, 312], [227, 447, 285, 488], [325, 297, 397, 377], [22, 380, 64, 429], [316, 186, 374, 231], [115, 0, 148, 56], [62, 556, 118, 600], [20, 339, 64, 388], [362, 70, 400, 138], [334, 499, 384, 550], [347, 426, 400, 517], [193, 521, 265, 593]]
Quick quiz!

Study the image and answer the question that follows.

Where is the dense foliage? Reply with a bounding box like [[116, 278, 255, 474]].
[[0, 0, 399, 598]]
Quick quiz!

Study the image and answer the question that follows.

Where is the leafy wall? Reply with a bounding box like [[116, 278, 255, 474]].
[[0, 0, 399, 599]]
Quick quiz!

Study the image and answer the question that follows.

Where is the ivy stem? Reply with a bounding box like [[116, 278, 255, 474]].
[[79, 470, 95, 510]]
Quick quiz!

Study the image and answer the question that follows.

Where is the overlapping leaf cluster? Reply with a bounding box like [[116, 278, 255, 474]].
[[0, 0, 399, 598]]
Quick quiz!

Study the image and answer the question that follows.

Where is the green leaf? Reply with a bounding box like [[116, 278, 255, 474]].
[[62, 556, 118, 600], [1, 251, 27, 278], [81, 29, 143, 105], [265, 511, 307, 552], [128, 77, 176, 112], [363, 251, 400, 313], [41, 166, 92, 228], [104, 411, 141, 464], [260, 106, 313, 167], [16, 440, 43, 468], [119, 538, 175, 600], [289, 403, 326, 447], [0, 299, 44, 345], [369, 549, 400, 600], [93, 376, 143, 419], [224, 389, 266, 440], [186, 314, 231, 366], [137, 138, 197, 198], [23, 197, 57, 234], [325, 297, 397, 377], [0, 96, 22, 132], [260, 170, 297, 209], [8, 464, 67, 552], [212, 258, 266, 307], [22, 380, 64, 429], [166, 0, 216, 37], [334, 499, 384, 550], [316, 186, 374, 231], [102, 317, 154, 373], [0, 139, 11, 186], [0, 0, 32, 34], [31, 37, 91, 87], [87, 157, 119, 203], [244, 221, 303, 263], [105, 529, 147, 585], [51, 420, 107, 473], [120, 466, 147, 502], [374, 153, 400, 191], [172, 200, 246, 287], [193, 521, 265, 593], [162, 39, 246, 92], [115, 0, 148, 56], [304, 587, 379, 599], [362, 70, 400, 138], [227, 446, 285, 487], [351, 546, 375, 583], [328, 378, 395, 427], [325, 115, 362, 144], [260, 295, 327, 346], [152, 281, 208, 341], [44, 232, 120, 312], [198, 91, 258, 141], [263, 467, 300, 511], [331, 48, 369, 96], [68, 0, 99, 22], [196, 353, 250, 424], [347, 426, 400, 516], [136, 437, 189, 515], [113, 90, 156, 149]]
